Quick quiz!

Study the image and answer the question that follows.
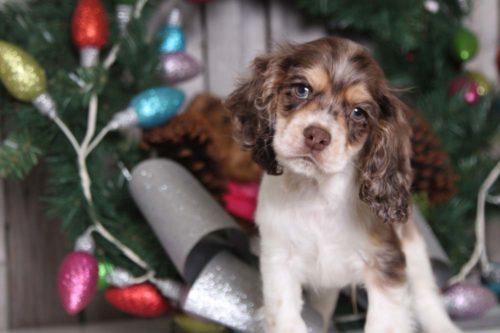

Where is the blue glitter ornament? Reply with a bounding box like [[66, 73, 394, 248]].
[[130, 87, 185, 128], [158, 8, 185, 53], [159, 26, 185, 53]]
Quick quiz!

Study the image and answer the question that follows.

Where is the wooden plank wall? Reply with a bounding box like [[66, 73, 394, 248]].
[[0, 0, 323, 328]]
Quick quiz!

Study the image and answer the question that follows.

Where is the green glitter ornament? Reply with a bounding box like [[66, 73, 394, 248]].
[[452, 28, 479, 62], [98, 261, 115, 290]]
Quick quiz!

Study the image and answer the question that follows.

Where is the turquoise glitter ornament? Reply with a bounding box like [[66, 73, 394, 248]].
[[158, 8, 185, 53], [159, 26, 185, 53], [130, 87, 185, 128]]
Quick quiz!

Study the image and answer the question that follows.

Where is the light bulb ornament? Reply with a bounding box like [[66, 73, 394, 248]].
[[72, 0, 109, 67], [85, 87, 185, 156], [158, 8, 185, 53], [0, 40, 57, 118]]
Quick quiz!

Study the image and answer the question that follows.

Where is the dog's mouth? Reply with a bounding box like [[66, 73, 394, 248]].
[[298, 156, 316, 164], [292, 155, 322, 168]]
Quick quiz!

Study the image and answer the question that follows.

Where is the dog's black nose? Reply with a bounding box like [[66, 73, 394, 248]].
[[303, 126, 331, 151]]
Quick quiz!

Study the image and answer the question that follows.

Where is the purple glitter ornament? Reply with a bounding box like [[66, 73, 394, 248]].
[[160, 52, 201, 84], [443, 282, 497, 319], [58, 251, 98, 315]]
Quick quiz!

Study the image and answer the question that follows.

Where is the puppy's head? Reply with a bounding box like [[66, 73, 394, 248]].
[[226, 37, 412, 223]]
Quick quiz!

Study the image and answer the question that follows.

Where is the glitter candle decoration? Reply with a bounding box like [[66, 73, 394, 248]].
[[181, 251, 324, 332], [0, 40, 57, 117], [72, 0, 109, 67], [129, 159, 246, 279]]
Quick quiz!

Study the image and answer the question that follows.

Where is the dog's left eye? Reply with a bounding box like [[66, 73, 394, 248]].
[[292, 84, 311, 99], [351, 107, 366, 119]]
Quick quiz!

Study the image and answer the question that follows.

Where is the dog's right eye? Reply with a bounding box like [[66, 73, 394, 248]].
[[292, 84, 311, 99]]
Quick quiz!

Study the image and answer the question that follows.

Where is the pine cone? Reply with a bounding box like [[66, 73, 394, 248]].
[[406, 110, 458, 204], [141, 93, 262, 196]]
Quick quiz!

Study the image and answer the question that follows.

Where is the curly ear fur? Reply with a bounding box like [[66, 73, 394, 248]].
[[225, 56, 282, 175], [359, 90, 413, 223]]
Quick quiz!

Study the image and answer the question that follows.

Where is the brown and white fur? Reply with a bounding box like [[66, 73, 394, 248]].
[[226, 37, 461, 333]]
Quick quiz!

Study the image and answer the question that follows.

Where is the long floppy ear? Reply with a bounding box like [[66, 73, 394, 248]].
[[225, 55, 282, 175], [359, 89, 413, 223]]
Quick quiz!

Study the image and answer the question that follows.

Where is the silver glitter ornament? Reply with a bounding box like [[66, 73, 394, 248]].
[[74, 232, 95, 253], [80, 47, 100, 68], [443, 282, 497, 319], [110, 107, 138, 129], [483, 262, 500, 283], [106, 266, 136, 288], [116, 4, 133, 36], [182, 252, 324, 333], [167, 7, 182, 27], [129, 159, 246, 279], [33, 93, 57, 119]]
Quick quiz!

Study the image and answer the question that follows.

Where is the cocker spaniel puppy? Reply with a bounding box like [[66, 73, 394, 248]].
[[226, 37, 461, 333]]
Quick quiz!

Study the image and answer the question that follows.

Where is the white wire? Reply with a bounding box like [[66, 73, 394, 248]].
[[85, 123, 113, 157], [46, 0, 158, 281], [52, 116, 81, 152], [77, 94, 98, 201], [449, 159, 500, 285]]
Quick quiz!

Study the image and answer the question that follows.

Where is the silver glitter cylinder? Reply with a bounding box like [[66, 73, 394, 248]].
[[80, 47, 100, 68], [182, 251, 324, 333], [151, 277, 184, 303], [116, 4, 133, 36], [33, 93, 57, 119], [129, 159, 245, 278]]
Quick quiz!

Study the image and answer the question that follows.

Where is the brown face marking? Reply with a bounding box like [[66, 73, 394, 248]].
[[343, 83, 371, 105], [279, 65, 332, 116], [303, 66, 331, 93], [341, 83, 372, 146]]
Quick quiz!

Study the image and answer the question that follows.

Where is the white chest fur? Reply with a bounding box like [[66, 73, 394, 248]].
[[256, 167, 373, 289]]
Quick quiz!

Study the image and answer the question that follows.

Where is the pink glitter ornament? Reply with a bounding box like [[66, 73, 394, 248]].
[[160, 52, 201, 84], [448, 76, 480, 105], [58, 251, 98, 315], [443, 282, 497, 319], [222, 181, 259, 222]]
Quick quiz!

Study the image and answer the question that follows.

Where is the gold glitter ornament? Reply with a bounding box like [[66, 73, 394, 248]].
[[0, 40, 47, 102]]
